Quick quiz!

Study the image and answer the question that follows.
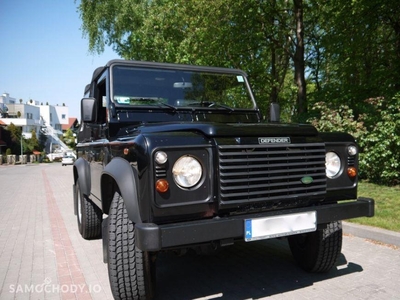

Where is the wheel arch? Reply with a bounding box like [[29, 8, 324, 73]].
[[101, 157, 142, 224], [73, 158, 91, 216], [73, 157, 91, 195]]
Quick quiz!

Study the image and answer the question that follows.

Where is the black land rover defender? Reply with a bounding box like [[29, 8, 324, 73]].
[[73, 59, 374, 299]]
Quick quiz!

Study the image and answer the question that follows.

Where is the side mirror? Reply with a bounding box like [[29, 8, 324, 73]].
[[81, 98, 97, 123], [270, 102, 280, 122]]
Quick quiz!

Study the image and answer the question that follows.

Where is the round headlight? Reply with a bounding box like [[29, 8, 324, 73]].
[[348, 145, 357, 156], [172, 156, 202, 188], [326, 152, 341, 178], [155, 151, 168, 164]]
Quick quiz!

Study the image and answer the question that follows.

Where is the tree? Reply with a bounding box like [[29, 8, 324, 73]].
[[62, 129, 76, 150], [38, 130, 47, 152], [78, 0, 400, 123], [26, 130, 40, 153], [293, 0, 307, 115], [7, 123, 22, 154], [306, 0, 400, 113], [78, 0, 303, 118]]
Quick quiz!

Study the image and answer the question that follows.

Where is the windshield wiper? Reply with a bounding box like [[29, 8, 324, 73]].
[[129, 97, 177, 112], [207, 101, 235, 112], [188, 101, 235, 112]]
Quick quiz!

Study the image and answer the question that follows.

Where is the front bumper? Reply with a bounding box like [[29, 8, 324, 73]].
[[135, 197, 374, 251]]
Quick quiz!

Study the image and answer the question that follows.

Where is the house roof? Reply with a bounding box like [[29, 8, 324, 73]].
[[62, 118, 79, 131]]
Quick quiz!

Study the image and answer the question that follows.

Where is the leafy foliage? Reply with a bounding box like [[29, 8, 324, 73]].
[[309, 94, 400, 185], [6, 123, 22, 154], [3, 125, 46, 155], [308, 102, 366, 139], [25, 130, 41, 153], [306, 0, 400, 110], [358, 95, 400, 185], [61, 129, 76, 150], [78, 0, 309, 118]]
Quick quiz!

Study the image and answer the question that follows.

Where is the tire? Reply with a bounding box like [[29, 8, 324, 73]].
[[288, 220, 342, 273], [76, 181, 102, 239], [107, 191, 156, 300]]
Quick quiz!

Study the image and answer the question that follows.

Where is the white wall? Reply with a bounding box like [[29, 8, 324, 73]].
[[55, 105, 69, 126], [0, 93, 16, 104], [37, 105, 68, 131], [0, 102, 43, 138], [0, 94, 71, 138]]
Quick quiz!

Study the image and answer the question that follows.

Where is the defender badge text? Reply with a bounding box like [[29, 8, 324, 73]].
[[258, 137, 291, 144]]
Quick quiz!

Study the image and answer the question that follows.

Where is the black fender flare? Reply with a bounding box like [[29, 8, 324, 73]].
[[101, 157, 142, 224], [73, 157, 91, 195], [73, 157, 91, 215]]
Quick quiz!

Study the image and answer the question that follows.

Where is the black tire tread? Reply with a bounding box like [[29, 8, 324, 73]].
[[77, 182, 102, 239], [108, 192, 147, 300], [288, 221, 342, 273]]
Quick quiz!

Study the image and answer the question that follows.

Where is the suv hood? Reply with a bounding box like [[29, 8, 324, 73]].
[[127, 122, 318, 138]]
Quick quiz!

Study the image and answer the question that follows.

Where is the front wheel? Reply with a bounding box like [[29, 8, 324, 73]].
[[288, 221, 342, 273], [75, 181, 102, 239], [107, 191, 156, 300]]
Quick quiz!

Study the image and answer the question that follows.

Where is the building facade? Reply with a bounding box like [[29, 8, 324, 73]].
[[0, 93, 73, 152]]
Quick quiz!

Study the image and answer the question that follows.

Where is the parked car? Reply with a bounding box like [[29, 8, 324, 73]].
[[73, 59, 374, 300], [61, 155, 75, 166]]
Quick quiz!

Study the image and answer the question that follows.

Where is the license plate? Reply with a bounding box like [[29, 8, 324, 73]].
[[244, 211, 317, 242]]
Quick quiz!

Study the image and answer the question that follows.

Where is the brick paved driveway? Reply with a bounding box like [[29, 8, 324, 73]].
[[0, 163, 399, 299]]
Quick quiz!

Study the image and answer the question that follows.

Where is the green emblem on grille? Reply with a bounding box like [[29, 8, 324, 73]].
[[301, 176, 314, 185]]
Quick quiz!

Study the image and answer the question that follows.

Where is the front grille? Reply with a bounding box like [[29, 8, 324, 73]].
[[218, 143, 326, 205]]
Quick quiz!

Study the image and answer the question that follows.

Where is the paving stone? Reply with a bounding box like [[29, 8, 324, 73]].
[[0, 163, 399, 300]]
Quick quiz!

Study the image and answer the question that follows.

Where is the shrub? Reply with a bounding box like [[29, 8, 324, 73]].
[[308, 93, 400, 185], [358, 95, 400, 185], [308, 102, 367, 140]]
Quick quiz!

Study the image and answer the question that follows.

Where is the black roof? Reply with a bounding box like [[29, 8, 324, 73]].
[[105, 59, 248, 76]]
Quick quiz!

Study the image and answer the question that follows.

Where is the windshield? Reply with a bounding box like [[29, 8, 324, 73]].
[[111, 66, 255, 110]]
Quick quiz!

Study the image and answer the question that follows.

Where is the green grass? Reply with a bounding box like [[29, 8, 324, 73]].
[[347, 181, 400, 232]]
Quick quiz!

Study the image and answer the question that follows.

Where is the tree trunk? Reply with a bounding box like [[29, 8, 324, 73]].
[[270, 38, 279, 104], [391, 20, 400, 90], [293, 0, 307, 115]]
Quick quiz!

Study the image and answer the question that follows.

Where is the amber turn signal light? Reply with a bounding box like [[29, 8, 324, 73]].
[[156, 179, 169, 193], [347, 167, 357, 178]]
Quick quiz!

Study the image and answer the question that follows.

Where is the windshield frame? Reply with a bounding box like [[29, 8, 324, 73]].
[[108, 60, 258, 112]]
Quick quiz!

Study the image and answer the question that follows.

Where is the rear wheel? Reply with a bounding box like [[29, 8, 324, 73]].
[[107, 191, 156, 300], [288, 221, 342, 273], [76, 181, 102, 239]]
